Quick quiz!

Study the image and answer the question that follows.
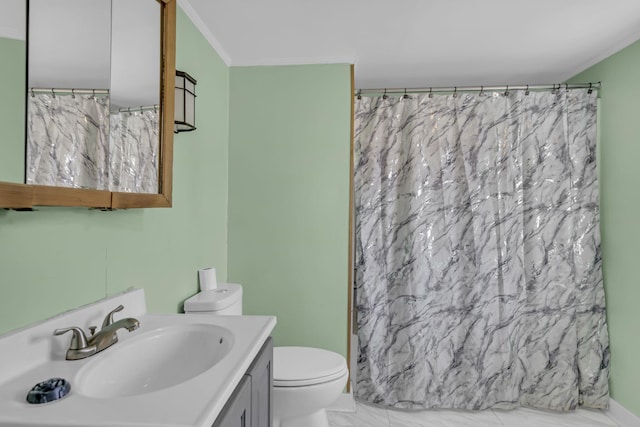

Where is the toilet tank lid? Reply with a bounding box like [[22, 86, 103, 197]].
[[184, 283, 242, 312]]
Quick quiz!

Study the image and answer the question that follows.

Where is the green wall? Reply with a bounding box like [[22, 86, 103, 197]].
[[228, 64, 351, 357], [569, 40, 640, 417], [0, 8, 229, 334], [0, 37, 25, 183]]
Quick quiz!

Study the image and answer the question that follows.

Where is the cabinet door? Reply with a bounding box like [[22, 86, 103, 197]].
[[246, 337, 273, 427], [212, 375, 252, 427]]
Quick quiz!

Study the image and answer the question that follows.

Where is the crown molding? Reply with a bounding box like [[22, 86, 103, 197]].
[[177, 0, 231, 66]]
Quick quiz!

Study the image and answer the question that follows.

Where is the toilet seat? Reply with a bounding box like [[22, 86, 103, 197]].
[[273, 347, 348, 387]]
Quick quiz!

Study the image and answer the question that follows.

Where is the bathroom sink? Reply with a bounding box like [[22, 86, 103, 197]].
[[0, 290, 276, 427], [75, 323, 233, 398]]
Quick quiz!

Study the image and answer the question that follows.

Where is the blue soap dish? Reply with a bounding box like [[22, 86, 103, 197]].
[[26, 378, 71, 404]]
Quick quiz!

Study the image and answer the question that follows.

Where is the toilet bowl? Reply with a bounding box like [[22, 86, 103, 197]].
[[183, 284, 349, 427], [273, 346, 348, 427]]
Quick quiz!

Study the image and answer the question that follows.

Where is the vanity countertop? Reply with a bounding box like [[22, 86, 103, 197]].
[[0, 289, 276, 427]]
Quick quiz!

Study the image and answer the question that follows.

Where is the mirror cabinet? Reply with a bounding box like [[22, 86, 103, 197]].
[[0, 0, 176, 209]]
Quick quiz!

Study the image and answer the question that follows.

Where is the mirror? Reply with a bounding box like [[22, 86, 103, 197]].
[[0, 0, 175, 209], [0, 0, 26, 185]]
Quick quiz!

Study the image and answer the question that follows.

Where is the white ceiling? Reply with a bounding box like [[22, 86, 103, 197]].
[[180, 0, 640, 89], [1, 0, 160, 109], [0, 0, 25, 39]]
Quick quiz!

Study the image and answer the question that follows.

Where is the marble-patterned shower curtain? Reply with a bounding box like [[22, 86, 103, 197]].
[[353, 89, 609, 411], [27, 93, 110, 189], [109, 110, 159, 193]]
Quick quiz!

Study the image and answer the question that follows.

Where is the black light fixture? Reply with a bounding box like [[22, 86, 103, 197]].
[[174, 70, 197, 133]]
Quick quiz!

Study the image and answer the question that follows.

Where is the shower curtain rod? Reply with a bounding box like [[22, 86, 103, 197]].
[[29, 88, 109, 96], [116, 104, 160, 114], [356, 82, 601, 96]]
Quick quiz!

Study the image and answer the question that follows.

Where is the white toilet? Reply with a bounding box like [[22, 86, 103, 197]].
[[184, 283, 348, 427]]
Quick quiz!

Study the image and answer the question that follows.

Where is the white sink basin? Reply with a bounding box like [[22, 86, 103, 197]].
[[75, 324, 234, 398]]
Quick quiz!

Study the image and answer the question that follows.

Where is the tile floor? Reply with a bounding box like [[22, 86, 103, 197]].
[[327, 401, 621, 427]]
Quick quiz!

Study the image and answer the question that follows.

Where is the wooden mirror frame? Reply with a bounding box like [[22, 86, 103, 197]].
[[0, 0, 176, 210]]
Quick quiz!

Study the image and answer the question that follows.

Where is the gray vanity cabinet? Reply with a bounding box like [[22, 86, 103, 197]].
[[246, 337, 273, 427], [213, 376, 252, 427], [213, 337, 273, 427]]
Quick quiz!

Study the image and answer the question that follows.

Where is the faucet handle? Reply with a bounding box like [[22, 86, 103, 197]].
[[53, 327, 89, 350], [101, 305, 124, 329]]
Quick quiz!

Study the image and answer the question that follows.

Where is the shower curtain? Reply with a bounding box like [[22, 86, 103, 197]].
[[109, 110, 159, 193], [353, 89, 609, 411], [27, 92, 110, 189]]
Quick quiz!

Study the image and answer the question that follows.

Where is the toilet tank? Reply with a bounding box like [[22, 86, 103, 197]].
[[184, 283, 243, 315]]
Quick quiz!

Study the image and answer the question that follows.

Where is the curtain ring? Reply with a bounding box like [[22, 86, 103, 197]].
[[479, 86, 484, 97], [453, 87, 458, 98], [428, 87, 433, 98], [382, 88, 388, 100], [92, 89, 97, 100], [525, 85, 530, 96], [356, 89, 362, 100], [51, 88, 55, 99], [565, 83, 569, 92], [30, 88, 35, 98], [504, 85, 509, 97], [403, 88, 409, 99], [588, 83, 593, 94], [71, 88, 75, 99]]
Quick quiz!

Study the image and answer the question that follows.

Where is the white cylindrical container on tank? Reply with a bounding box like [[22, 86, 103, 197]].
[[198, 267, 218, 291]]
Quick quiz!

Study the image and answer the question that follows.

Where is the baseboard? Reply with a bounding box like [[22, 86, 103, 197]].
[[606, 399, 640, 427], [327, 391, 356, 413]]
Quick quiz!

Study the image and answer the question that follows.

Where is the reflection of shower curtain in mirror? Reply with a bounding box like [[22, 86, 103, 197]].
[[27, 93, 159, 193], [109, 110, 159, 194], [27, 93, 110, 189]]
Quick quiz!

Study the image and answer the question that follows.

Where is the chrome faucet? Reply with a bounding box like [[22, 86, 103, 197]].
[[53, 305, 140, 360]]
